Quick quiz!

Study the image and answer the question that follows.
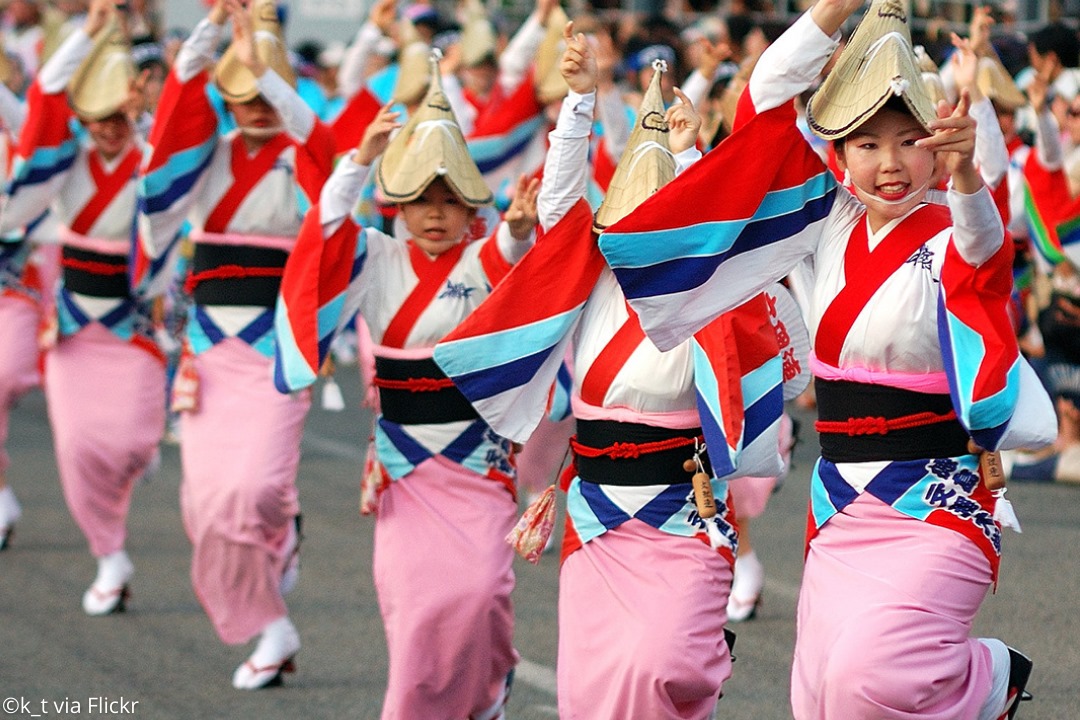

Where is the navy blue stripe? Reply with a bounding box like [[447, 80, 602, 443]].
[[8, 153, 77, 196], [696, 389, 736, 478], [441, 420, 490, 464], [579, 481, 631, 530], [59, 288, 90, 326], [377, 418, 433, 467], [473, 133, 533, 174], [818, 459, 859, 513], [195, 306, 226, 345], [864, 459, 926, 506], [615, 190, 836, 300], [635, 483, 693, 527], [98, 298, 135, 328], [141, 152, 215, 215], [238, 309, 275, 344], [743, 382, 784, 447], [452, 346, 554, 402]]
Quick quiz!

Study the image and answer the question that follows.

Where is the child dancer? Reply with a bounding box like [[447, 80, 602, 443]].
[[275, 56, 538, 719], [597, 1, 1056, 718]]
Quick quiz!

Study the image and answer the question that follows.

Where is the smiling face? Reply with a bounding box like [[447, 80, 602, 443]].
[[399, 178, 477, 255], [83, 112, 134, 160], [835, 106, 935, 232]]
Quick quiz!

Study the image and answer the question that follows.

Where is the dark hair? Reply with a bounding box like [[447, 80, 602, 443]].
[[831, 95, 914, 151], [1029, 23, 1080, 69]]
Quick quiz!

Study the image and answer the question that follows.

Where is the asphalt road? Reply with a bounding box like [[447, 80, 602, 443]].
[[1, 368, 1077, 719]]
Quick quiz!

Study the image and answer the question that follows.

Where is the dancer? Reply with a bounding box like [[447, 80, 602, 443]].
[[137, 0, 334, 689], [275, 56, 538, 719], [596, 1, 1056, 718], [0, 0, 164, 614]]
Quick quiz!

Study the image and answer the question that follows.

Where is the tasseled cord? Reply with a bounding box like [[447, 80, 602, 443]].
[[993, 488, 1022, 533]]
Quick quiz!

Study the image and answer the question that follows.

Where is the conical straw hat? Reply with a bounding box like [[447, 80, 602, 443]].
[[977, 55, 1026, 111], [0, 36, 14, 88], [68, 15, 134, 121], [806, 0, 936, 140], [461, 0, 497, 67], [534, 5, 569, 104], [377, 51, 493, 207], [215, 0, 296, 104], [593, 59, 675, 232], [393, 36, 434, 105], [914, 45, 948, 108]]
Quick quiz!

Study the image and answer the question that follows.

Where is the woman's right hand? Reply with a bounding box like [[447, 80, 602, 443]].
[[560, 21, 597, 96], [355, 104, 402, 166]]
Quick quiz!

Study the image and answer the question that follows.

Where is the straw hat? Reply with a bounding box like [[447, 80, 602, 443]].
[[593, 60, 675, 232], [215, 0, 296, 104], [460, 0, 497, 67], [377, 51, 492, 207], [534, 5, 569, 104], [977, 55, 1026, 112], [393, 40, 435, 105], [67, 15, 134, 121], [914, 45, 948, 109], [806, 0, 937, 140], [0, 36, 14, 88]]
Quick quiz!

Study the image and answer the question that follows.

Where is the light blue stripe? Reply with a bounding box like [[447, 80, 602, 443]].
[[435, 306, 584, 377], [565, 478, 606, 545], [273, 298, 319, 391], [945, 312, 1018, 431], [602, 171, 834, 270], [809, 460, 837, 528], [891, 473, 936, 521], [140, 138, 217, 198], [186, 318, 213, 355], [373, 426, 416, 481], [740, 355, 782, 409], [316, 292, 347, 341], [467, 117, 544, 161]]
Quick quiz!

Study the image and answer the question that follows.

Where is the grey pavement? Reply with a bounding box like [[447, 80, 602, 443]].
[[1, 369, 1078, 719]]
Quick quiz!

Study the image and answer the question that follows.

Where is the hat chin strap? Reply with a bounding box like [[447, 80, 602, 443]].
[[239, 123, 284, 140], [850, 178, 929, 207]]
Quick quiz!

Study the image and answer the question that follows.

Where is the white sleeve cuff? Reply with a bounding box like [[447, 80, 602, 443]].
[[948, 184, 1004, 266], [175, 18, 224, 83], [38, 28, 94, 94], [256, 69, 316, 143], [320, 157, 371, 229], [675, 146, 702, 175], [551, 90, 596, 139]]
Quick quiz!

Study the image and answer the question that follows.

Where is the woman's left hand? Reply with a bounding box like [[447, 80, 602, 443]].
[[505, 174, 541, 241]]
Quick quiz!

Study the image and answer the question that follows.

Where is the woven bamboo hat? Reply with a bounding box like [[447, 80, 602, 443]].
[[534, 5, 569, 104], [806, 0, 936, 140], [68, 15, 134, 121], [593, 59, 675, 232], [377, 51, 492, 207], [460, 0, 497, 67], [0, 37, 15, 88], [392, 18, 433, 106], [977, 55, 1026, 111], [914, 45, 948, 109], [215, 0, 296, 104]]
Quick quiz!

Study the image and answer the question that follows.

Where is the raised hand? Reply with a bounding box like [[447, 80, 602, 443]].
[[355, 104, 402, 166], [559, 21, 597, 95], [537, 0, 559, 26], [505, 174, 541, 241], [666, 87, 701, 154], [810, 0, 867, 38], [918, 88, 979, 192], [695, 37, 733, 82], [84, 0, 114, 36], [209, 0, 229, 26], [949, 32, 981, 101], [370, 0, 397, 35], [968, 6, 994, 55], [228, 0, 266, 76]]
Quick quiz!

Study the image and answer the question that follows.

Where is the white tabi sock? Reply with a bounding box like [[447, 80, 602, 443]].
[[0, 486, 21, 527], [976, 638, 1010, 720], [94, 550, 134, 589]]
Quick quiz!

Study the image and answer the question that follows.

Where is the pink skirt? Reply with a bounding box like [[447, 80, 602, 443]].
[[372, 456, 518, 720], [45, 323, 165, 557], [558, 519, 734, 720], [0, 296, 42, 476], [179, 339, 310, 645], [792, 494, 994, 720]]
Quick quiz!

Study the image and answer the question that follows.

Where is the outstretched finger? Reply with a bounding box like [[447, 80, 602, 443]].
[[563, 20, 574, 44], [953, 87, 971, 118], [671, 86, 692, 108]]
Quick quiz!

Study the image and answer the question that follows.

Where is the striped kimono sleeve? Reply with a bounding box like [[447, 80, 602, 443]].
[[1022, 150, 1080, 268], [136, 69, 219, 264], [3, 80, 77, 232], [938, 236, 1055, 452], [274, 207, 367, 393], [598, 98, 837, 351], [292, 119, 337, 209], [692, 294, 784, 480], [466, 73, 546, 177], [433, 199, 600, 443]]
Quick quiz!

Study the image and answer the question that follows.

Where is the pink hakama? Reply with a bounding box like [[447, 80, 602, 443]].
[[45, 323, 165, 557], [557, 519, 734, 720], [791, 494, 994, 720], [372, 456, 518, 720], [179, 338, 309, 645], [0, 296, 42, 476], [515, 414, 574, 496]]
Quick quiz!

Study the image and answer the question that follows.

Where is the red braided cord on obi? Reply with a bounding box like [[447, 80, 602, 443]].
[[61, 257, 127, 275], [371, 376, 456, 392], [184, 265, 285, 294], [569, 434, 700, 460], [815, 409, 958, 437]]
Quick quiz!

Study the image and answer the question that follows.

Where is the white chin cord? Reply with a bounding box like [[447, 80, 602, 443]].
[[850, 179, 930, 206]]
